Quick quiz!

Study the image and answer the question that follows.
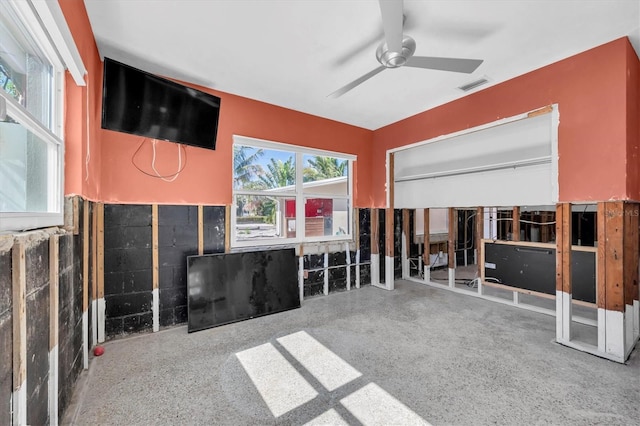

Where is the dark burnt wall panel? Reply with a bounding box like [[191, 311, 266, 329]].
[[394, 209, 402, 279], [104, 204, 152, 337], [57, 232, 83, 420], [202, 206, 225, 254], [328, 252, 347, 292], [359, 209, 371, 262], [303, 254, 324, 298], [25, 239, 49, 426], [0, 246, 12, 424], [158, 205, 198, 326]]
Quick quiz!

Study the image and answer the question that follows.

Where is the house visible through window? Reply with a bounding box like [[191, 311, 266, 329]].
[[232, 136, 354, 247]]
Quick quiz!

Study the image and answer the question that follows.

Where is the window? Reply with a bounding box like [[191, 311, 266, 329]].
[[232, 136, 354, 247], [0, 0, 84, 232]]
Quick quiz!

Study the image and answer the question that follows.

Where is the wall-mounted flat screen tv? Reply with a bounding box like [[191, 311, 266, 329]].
[[101, 57, 221, 150]]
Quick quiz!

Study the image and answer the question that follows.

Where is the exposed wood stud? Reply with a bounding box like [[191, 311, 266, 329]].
[[12, 239, 27, 424], [512, 206, 520, 241], [73, 196, 80, 235], [603, 202, 625, 312], [448, 208, 456, 269], [225, 205, 231, 253], [385, 208, 394, 258], [402, 209, 410, 277], [597, 202, 607, 309], [561, 203, 572, 295], [152, 205, 159, 290], [476, 207, 484, 277], [49, 235, 59, 350], [83, 199, 89, 312], [624, 203, 639, 307], [371, 209, 379, 255], [97, 203, 105, 300], [423, 208, 430, 267], [197, 205, 204, 255]]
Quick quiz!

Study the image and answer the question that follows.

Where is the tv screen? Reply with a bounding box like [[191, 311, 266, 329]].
[[101, 57, 221, 150], [187, 248, 300, 333]]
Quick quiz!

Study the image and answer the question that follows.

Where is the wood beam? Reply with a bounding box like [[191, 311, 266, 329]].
[[448, 208, 456, 269], [197, 205, 204, 255], [512, 206, 520, 241], [598, 202, 625, 312], [371, 209, 379, 255], [224, 205, 231, 253], [12, 239, 27, 424], [476, 207, 484, 277], [385, 208, 394, 258], [422, 208, 430, 267], [624, 203, 639, 308]]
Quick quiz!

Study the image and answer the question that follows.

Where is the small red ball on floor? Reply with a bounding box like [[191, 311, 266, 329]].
[[93, 346, 105, 356]]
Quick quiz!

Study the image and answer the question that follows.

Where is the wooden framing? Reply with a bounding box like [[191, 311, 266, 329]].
[[12, 239, 26, 422], [598, 202, 625, 312], [96, 203, 105, 343], [623, 203, 639, 308], [476, 207, 484, 277], [371, 209, 379, 256], [224, 205, 231, 253], [527, 104, 553, 118], [82, 200, 89, 313], [91, 201, 98, 347], [385, 153, 395, 259], [354, 208, 360, 249], [152, 204, 159, 292], [422, 208, 430, 266], [512, 206, 520, 241], [49, 235, 59, 350], [197, 205, 204, 255], [448, 208, 455, 269], [555, 203, 572, 295]]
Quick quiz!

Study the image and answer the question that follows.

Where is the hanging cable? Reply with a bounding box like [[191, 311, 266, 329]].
[[132, 138, 187, 180]]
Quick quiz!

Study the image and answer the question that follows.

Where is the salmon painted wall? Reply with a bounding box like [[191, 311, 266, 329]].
[[59, 0, 102, 201], [372, 38, 632, 207], [626, 41, 640, 200], [98, 92, 373, 206], [58, 0, 372, 207]]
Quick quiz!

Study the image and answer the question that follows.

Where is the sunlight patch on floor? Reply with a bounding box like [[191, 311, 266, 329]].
[[341, 383, 431, 426], [235, 342, 318, 417], [277, 331, 362, 391]]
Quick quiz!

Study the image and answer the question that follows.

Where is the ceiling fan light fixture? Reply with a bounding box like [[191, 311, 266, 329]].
[[376, 36, 416, 68]]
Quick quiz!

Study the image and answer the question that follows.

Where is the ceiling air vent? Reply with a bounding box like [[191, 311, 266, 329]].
[[458, 77, 489, 92]]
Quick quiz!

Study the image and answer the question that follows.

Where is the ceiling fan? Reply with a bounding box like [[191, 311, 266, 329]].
[[328, 0, 484, 98]]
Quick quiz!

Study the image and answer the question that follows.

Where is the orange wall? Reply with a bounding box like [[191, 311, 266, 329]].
[[59, 1, 636, 209], [59, 0, 102, 201], [626, 41, 640, 200], [98, 92, 373, 206], [58, 0, 373, 207], [372, 38, 632, 207]]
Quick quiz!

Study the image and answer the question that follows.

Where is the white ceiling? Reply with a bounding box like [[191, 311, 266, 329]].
[[83, 0, 640, 131]]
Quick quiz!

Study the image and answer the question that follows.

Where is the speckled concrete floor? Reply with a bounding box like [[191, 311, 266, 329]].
[[65, 280, 640, 425]]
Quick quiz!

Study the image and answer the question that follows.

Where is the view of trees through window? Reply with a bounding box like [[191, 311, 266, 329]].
[[233, 144, 350, 243]]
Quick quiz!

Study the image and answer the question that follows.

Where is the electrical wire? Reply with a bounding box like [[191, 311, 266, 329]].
[[131, 138, 187, 180]]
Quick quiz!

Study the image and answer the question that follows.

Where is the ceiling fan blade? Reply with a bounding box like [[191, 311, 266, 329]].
[[328, 66, 386, 98], [405, 56, 483, 73], [378, 0, 403, 52]]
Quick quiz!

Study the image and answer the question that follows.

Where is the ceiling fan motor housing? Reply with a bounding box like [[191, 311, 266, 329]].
[[376, 35, 417, 68]]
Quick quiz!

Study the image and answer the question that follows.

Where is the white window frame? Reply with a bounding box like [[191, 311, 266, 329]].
[[0, 0, 85, 233], [232, 135, 355, 249]]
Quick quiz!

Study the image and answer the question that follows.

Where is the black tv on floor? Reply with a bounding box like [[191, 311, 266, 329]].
[[187, 248, 300, 333], [101, 57, 221, 150]]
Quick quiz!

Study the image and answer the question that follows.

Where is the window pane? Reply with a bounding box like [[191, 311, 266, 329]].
[[303, 154, 348, 196], [0, 115, 57, 212], [235, 195, 296, 241], [304, 198, 350, 238], [0, 3, 54, 129], [234, 146, 296, 192]]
